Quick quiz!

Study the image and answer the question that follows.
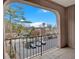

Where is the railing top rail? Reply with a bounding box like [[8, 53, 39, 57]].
[[5, 33, 57, 41]]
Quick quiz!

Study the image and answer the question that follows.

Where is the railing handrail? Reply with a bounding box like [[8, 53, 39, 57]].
[[5, 33, 57, 41]]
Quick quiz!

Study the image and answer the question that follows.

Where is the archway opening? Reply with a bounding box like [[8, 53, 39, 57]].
[[4, 2, 61, 59]]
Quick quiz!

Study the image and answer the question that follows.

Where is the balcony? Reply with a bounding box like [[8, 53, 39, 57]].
[[4, 0, 75, 59], [4, 33, 75, 59]]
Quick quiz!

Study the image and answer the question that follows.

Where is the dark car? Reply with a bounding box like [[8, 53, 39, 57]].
[[48, 36, 53, 39], [41, 40, 46, 45], [25, 41, 36, 49]]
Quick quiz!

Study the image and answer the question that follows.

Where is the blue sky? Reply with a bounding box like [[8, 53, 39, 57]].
[[8, 2, 57, 26]]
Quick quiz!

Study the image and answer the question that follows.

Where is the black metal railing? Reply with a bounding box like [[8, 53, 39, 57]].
[[5, 34, 57, 59]]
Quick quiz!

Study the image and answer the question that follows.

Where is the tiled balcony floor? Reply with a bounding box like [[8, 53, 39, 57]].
[[31, 47, 75, 59]]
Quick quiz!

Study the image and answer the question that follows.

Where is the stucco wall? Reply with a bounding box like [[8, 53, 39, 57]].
[[66, 5, 75, 48]]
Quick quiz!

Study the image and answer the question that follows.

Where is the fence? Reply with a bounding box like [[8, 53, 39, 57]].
[[5, 34, 57, 59]]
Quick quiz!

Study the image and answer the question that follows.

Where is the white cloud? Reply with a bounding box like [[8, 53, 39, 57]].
[[41, 9, 49, 13], [30, 22, 43, 27], [18, 22, 52, 28], [30, 22, 48, 27]]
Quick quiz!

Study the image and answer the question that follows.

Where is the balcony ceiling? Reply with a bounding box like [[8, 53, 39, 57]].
[[4, 0, 75, 7], [49, 0, 75, 7]]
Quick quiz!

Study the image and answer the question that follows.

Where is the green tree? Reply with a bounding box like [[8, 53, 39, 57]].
[[4, 5, 32, 59], [4, 5, 32, 34]]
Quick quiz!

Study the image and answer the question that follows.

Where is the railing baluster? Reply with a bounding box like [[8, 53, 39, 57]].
[[26, 36, 28, 59], [43, 36, 44, 52], [38, 36, 39, 55], [30, 37, 31, 59], [43, 36, 45, 51], [36, 37, 37, 56], [10, 39, 12, 59], [14, 38, 16, 59], [41, 36, 42, 56], [19, 38, 21, 59], [23, 38, 24, 59], [32, 37, 34, 57], [33, 36, 35, 56]]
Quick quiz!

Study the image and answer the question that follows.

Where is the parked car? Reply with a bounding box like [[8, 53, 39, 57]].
[[36, 40, 46, 47], [25, 42, 31, 49], [36, 41, 41, 47], [52, 34, 57, 38], [25, 41, 36, 49], [41, 40, 46, 45], [30, 42, 36, 49], [25, 40, 46, 49], [48, 36, 53, 39]]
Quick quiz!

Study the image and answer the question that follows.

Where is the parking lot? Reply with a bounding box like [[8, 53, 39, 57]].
[[10, 36, 57, 59]]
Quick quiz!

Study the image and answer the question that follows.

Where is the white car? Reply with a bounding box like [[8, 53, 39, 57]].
[[36, 41, 41, 47], [30, 42, 36, 49], [36, 40, 46, 47]]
